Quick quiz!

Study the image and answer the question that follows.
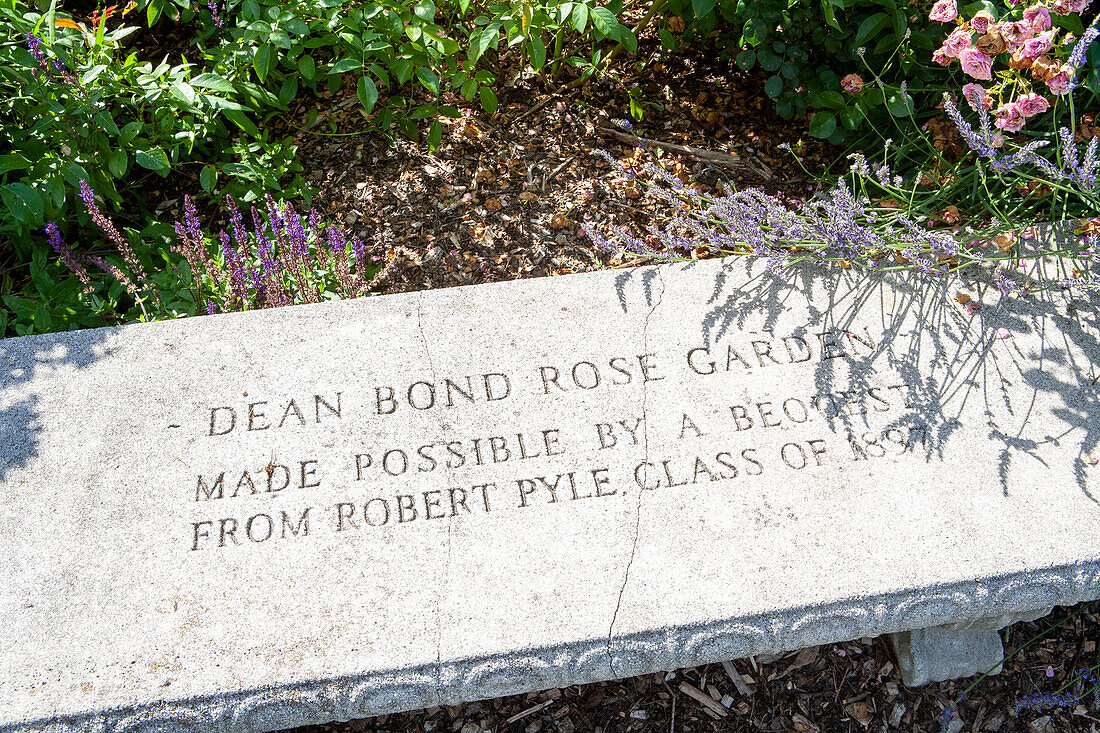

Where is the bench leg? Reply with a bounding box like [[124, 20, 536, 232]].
[[887, 608, 1053, 687]]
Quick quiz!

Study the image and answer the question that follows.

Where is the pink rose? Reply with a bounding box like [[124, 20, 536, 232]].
[[929, 0, 958, 22], [1047, 71, 1072, 94], [841, 74, 865, 93], [1022, 30, 1056, 59], [932, 48, 952, 65], [942, 27, 973, 57], [970, 10, 994, 33], [1023, 5, 1051, 31], [962, 83, 993, 109], [1014, 91, 1051, 116], [1051, 0, 1073, 14], [994, 102, 1027, 131], [959, 47, 994, 80]]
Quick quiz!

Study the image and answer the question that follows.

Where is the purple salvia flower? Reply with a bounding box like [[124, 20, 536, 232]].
[[208, 0, 224, 29], [226, 195, 249, 251], [26, 32, 46, 63], [183, 195, 203, 244], [205, 301, 217, 315], [45, 222, 93, 287], [217, 231, 247, 307], [283, 202, 309, 258], [79, 179, 149, 284]]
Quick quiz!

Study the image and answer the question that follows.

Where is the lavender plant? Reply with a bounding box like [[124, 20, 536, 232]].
[[48, 183, 393, 319], [580, 147, 1080, 297]]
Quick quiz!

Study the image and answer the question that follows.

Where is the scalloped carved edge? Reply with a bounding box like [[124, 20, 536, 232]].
[[6, 561, 1098, 733]]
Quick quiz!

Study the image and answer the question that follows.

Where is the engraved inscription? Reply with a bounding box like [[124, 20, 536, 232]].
[[182, 330, 930, 552]]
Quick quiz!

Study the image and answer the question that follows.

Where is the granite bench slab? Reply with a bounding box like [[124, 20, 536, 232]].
[[2, 246, 1099, 733]]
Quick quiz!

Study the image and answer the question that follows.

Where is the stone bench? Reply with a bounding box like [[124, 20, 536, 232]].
[[2, 242, 1099, 733]]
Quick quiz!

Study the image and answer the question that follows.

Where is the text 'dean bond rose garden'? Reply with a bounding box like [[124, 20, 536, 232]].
[[3, 239, 1099, 732]]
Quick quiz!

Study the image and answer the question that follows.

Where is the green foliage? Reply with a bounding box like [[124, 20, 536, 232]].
[[663, 0, 945, 143], [0, 0, 233, 249]]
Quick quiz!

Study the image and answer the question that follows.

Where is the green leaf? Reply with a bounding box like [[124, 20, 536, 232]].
[[735, 48, 756, 70], [191, 73, 235, 93], [357, 75, 378, 113], [427, 119, 442, 152], [279, 76, 299, 105], [135, 147, 170, 172], [147, 0, 166, 25], [764, 75, 783, 98], [329, 58, 362, 74], [618, 26, 637, 54], [692, 0, 715, 17], [479, 85, 498, 115], [816, 90, 844, 108], [0, 154, 33, 174], [414, 0, 437, 21], [571, 3, 588, 33], [223, 109, 260, 137], [60, 162, 90, 189], [808, 111, 836, 138], [529, 36, 547, 70], [658, 28, 677, 51], [108, 150, 128, 178], [821, 0, 839, 30], [839, 105, 865, 129], [470, 27, 496, 62], [170, 81, 196, 105], [854, 13, 888, 47], [200, 165, 217, 193], [887, 91, 914, 117], [591, 6, 616, 35], [461, 79, 477, 99], [759, 52, 781, 72], [298, 54, 315, 80], [253, 43, 275, 83], [416, 68, 440, 95], [393, 59, 413, 85], [1, 183, 44, 224]]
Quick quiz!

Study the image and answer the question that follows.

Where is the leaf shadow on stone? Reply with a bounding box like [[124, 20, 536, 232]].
[[0, 328, 113, 482], [675, 246, 1100, 503]]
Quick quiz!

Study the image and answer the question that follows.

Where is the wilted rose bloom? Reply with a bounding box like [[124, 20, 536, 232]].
[[962, 82, 993, 109], [1022, 30, 1056, 59], [929, 0, 958, 21], [1050, 0, 1086, 14], [1009, 49, 1035, 69], [841, 73, 864, 93], [1015, 91, 1051, 116], [1023, 4, 1052, 31], [1030, 54, 1059, 80], [1047, 71, 1072, 94], [995, 21, 1031, 50], [976, 31, 1008, 55], [995, 102, 1027, 131], [970, 9, 994, 33], [943, 27, 974, 57], [932, 48, 952, 65], [959, 47, 994, 79]]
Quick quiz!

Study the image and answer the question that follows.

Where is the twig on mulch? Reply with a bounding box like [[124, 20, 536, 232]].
[[596, 126, 749, 172], [504, 88, 582, 128]]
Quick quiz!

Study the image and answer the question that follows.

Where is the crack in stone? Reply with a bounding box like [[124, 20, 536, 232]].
[[415, 293, 451, 706], [606, 267, 666, 678]]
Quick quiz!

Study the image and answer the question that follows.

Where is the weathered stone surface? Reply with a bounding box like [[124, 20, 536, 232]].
[[2, 243, 1099, 733]]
